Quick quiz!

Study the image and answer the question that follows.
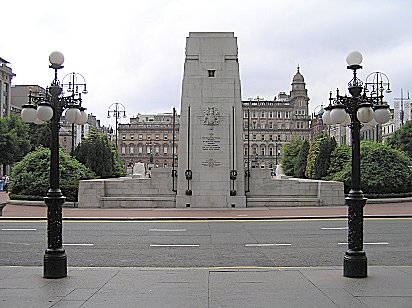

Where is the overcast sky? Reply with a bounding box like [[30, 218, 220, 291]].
[[2, 0, 411, 127]]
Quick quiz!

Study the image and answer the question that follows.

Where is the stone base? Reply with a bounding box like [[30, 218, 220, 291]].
[[176, 195, 246, 208]]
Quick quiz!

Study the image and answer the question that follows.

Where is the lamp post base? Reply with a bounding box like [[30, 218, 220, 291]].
[[44, 248, 67, 278], [344, 251, 367, 278]]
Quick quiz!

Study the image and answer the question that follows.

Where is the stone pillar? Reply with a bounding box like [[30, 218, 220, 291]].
[[176, 32, 246, 208]]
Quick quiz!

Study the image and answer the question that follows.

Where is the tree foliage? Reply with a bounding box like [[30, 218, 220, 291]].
[[74, 129, 125, 178], [386, 120, 412, 158], [306, 134, 336, 179], [0, 115, 31, 173], [9, 146, 95, 201], [280, 137, 303, 176], [330, 141, 412, 194], [293, 140, 309, 178]]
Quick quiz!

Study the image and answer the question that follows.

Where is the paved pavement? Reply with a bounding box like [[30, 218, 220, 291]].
[[1, 191, 412, 307], [1, 266, 411, 307]]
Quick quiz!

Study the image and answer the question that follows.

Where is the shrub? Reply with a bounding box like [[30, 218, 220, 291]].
[[329, 141, 412, 194], [9, 146, 95, 201]]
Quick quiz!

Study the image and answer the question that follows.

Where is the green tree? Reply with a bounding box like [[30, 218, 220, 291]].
[[27, 122, 50, 150], [280, 137, 303, 176], [293, 139, 309, 178], [9, 146, 95, 201], [330, 141, 412, 195], [326, 144, 351, 179], [0, 115, 31, 174], [313, 136, 336, 179], [74, 129, 125, 178], [386, 120, 412, 158]]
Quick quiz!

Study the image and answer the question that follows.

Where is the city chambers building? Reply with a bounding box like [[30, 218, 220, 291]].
[[117, 68, 311, 171]]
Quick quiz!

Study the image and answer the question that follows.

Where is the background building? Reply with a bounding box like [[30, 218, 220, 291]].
[[0, 57, 15, 118], [242, 68, 311, 169], [117, 112, 180, 170]]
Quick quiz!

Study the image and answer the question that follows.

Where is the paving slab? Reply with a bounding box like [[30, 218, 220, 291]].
[[0, 266, 411, 308]]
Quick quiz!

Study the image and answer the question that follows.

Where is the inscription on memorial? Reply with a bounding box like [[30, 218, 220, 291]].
[[201, 158, 221, 168], [202, 133, 221, 151]]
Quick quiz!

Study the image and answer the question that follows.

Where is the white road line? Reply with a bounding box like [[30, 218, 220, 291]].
[[2, 229, 37, 231], [63, 243, 94, 246], [338, 242, 389, 245], [245, 243, 292, 247], [150, 244, 199, 247], [237, 215, 248, 217], [321, 227, 348, 230], [149, 229, 187, 232]]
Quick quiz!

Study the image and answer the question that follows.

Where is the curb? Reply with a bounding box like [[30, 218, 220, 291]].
[[1, 214, 411, 221]]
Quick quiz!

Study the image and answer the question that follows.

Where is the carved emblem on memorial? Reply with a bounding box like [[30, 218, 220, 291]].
[[203, 106, 219, 126]]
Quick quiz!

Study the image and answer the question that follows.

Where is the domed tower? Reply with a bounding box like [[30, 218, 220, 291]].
[[290, 65, 308, 99], [290, 66, 310, 140]]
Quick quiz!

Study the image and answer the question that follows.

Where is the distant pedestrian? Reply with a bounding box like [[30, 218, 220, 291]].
[[3, 175, 9, 192]]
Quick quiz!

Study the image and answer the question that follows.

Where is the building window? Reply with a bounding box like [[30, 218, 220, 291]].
[[285, 111, 290, 119], [130, 133, 134, 140], [269, 134, 273, 141], [163, 134, 168, 140], [252, 111, 257, 118], [252, 121, 257, 129], [244, 147, 248, 156], [261, 147, 265, 156], [208, 70, 216, 77], [260, 111, 265, 118], [261, 134, 265, 141], [163, 146, 168, 155], [138, 134, 143, 140], [122, 134, 126, 140], [244, 111, 248, 118], [130, 145, 134, 155], [277, 122, 282, 129], [269, 122, 273, 129], [260, 122, 265, 129], [252, 134, 256, 140], [138, 146, 143, 155], [121, 146, 126, 155], [244, 134, 248, 140], [277, 112, 282, 119], [155, 134, 160, 140], [269, 111, 273, 118], [147, 135, 151, 140]]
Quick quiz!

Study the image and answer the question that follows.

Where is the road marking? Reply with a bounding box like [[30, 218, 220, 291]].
[[338, 242, 389, 245], [150, 244, 199, 247], [63, 243, 94, 246], [237, 215, 248, 217], [149, 229, 187, 232], [2, 229, 37, 231], [321, 227, 348, 230], [245, 243, 291, 247]]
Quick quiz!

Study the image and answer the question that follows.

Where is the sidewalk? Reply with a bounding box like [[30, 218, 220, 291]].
[[1, 266, 411, 307], [1, 192, 412, 219]]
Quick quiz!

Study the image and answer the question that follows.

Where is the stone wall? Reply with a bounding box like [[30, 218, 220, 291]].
[[246, 169, 345, 207]]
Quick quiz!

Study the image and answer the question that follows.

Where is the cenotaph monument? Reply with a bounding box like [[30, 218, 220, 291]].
[[176, 32, 246, 208]]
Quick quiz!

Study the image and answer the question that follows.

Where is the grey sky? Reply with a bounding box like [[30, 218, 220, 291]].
[[2, 0, 411, 126]]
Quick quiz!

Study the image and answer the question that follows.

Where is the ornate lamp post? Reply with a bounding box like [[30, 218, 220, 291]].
[[107, 102, 127, 148], [322, 51, 391, 278], [61, 72, 88, 155], [21, 51, 88, 278], [364, 72, 392, 142]]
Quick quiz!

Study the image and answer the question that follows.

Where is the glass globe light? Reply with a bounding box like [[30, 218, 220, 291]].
[[65, 107, 81, 124], [357, 105, 374, 123], [49, 51, 64, 69], [330, 106, 347, 124], [374, 106, 391, 124], [346, 51, 363, 66], [21, 105, 37, 123], [322, 109, 332, 125], [36, 103, 54, 122], [76, 110, 88, 125], [341, 113, 351, 126]]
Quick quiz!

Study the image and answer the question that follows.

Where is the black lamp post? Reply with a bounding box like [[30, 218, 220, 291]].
[[61, 72, 88, 156], [21, 51, 89, 278], [107, 102, 127, 148], [322, 51, 391, 278]]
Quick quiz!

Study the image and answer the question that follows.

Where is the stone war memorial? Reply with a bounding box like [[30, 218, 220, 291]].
[[78, 32, 344, 208]]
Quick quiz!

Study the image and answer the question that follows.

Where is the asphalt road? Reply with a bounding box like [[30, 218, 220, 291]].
[[1, 218, 411, 268]]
